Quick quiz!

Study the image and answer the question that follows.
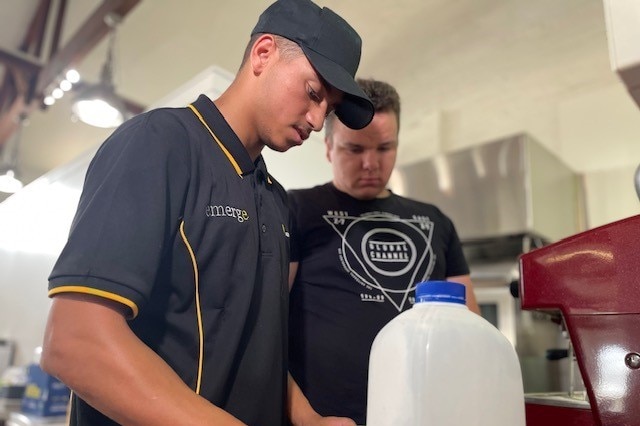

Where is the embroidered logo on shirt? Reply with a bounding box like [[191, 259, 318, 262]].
[[205, 204, 249, 223], [325, 210, 435, 312]]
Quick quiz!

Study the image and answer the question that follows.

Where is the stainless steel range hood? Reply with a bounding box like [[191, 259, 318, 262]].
[[392, 133, 584, 243]]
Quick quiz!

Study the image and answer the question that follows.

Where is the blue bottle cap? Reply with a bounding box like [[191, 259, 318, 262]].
[[415, 280, 466, 305]]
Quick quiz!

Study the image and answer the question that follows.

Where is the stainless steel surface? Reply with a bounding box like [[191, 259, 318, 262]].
[[515, 310, 574, 393], [460, 236, 572, 394], [393, 133, 582, 242], [524, 392, 590, 409], [462, 240, 585, 397]]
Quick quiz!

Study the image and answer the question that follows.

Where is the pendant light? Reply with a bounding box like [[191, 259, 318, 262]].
[[71, 14, 128, 128]]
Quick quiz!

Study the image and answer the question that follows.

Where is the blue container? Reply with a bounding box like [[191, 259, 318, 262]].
[[21, 364, 70, 417]]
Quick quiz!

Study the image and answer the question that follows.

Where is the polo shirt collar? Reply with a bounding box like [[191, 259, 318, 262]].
[[191, 94, 255, 175]]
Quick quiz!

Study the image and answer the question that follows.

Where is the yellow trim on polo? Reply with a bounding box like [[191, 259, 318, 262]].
[[179, 220, 204, 395], [48, 286, 139, 318], [188, 104, 243, 177]]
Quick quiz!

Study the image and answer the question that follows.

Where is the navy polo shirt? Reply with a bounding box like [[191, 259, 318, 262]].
[[49, 95, 290, 425]]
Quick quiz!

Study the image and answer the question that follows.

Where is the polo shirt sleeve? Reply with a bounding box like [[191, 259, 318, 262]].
[[48, 109, 191, 318]]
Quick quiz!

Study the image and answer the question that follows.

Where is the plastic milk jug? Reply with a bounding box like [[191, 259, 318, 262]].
[[366, 280, 525, 426]]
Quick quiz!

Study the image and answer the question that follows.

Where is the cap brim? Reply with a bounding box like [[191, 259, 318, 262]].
[[301, 46, 374, 130]]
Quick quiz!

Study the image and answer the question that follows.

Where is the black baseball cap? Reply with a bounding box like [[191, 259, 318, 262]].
[[252, 0, 374, 130]]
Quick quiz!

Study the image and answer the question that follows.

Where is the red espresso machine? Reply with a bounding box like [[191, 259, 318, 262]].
[[519, 214, 640, 426]]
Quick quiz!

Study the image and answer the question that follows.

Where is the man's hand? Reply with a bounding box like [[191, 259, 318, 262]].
[[321, 416, 357, 426], [288, 374, 356, 426], [299, 414, 356, 426]]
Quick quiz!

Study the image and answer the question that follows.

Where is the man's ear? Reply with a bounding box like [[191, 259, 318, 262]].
[[250, 34, 277, 75]]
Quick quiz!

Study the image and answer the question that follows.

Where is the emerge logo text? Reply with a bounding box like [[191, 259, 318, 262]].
[[206, 205, 249, 223]]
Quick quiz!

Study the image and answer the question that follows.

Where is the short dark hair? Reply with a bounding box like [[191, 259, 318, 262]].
[[325, 78, 400, 138], [240, 33, 303, 70]]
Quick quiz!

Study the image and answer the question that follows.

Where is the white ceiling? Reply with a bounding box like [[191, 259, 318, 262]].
[[0, 0, 637, 204]]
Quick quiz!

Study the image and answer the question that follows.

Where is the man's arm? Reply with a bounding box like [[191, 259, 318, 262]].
[[287, 262, 355, 426], [41, 293, 246, 426], [287, 263, 317, 425], [289, 261, 299, 290], [447, 274, 481, 315]]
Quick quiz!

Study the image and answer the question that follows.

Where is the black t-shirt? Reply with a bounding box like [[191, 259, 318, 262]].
[[49, 95, 290, 426], [288, 182, 468, 424]]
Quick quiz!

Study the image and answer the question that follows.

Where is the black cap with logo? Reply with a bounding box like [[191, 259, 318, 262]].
[[252, 0, 374, 130]]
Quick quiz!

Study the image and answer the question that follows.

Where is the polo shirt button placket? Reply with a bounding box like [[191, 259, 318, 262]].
[[262, 224, 267, 233]]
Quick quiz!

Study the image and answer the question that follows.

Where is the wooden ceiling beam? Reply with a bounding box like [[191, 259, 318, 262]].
[[0, 48, 43, 77], [0, 96, 27, 155], [20, 0, 53, 57], [0, 0, 142, 153], [0, 71, 18, 112], [48, 0, 68, 59], [34, 0, 141, 99], [0, 0, 50, 115]]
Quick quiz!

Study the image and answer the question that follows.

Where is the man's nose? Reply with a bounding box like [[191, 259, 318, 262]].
[[362, 150, 379, 171], [307, 104, 326, 132]]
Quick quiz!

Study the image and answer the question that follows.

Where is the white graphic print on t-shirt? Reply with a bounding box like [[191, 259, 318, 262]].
[[324, 210, 436, 312]]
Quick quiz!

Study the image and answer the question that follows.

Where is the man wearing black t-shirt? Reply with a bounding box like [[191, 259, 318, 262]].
[[287, 79, 480, 425]]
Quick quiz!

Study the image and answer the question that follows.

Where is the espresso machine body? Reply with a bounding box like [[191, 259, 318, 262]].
[[520, 214, 640, 425]]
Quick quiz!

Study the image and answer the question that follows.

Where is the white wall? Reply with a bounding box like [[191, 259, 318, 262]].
[[262, 133, 332, 190], [584, 164, 640, 228], [0, 151, 91, 366]]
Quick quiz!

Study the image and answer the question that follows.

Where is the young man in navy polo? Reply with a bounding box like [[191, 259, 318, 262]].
[[41, 1, 373, 424]]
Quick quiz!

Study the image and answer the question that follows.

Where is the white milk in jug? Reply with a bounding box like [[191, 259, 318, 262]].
[[366, 280, 525, 425]]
